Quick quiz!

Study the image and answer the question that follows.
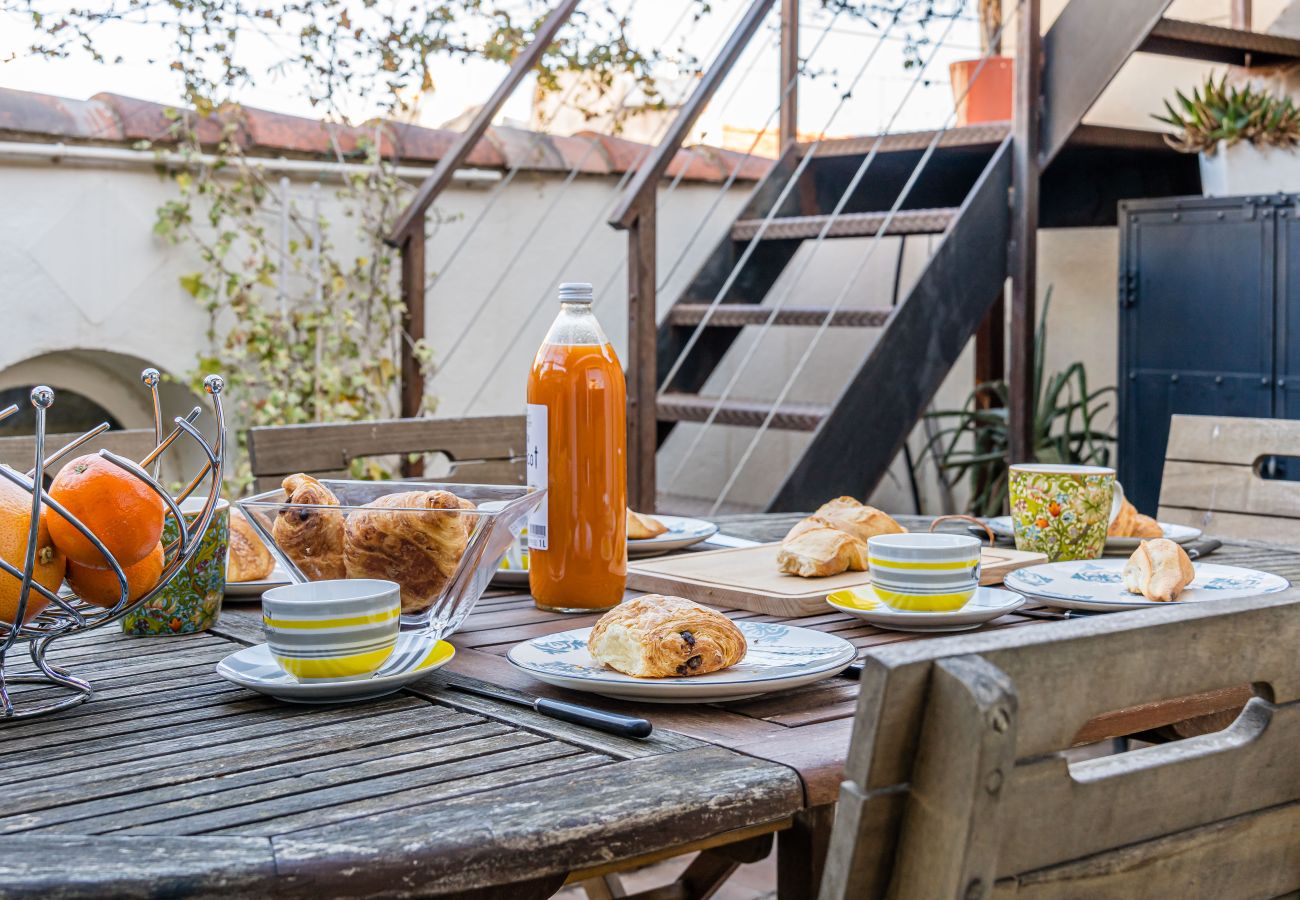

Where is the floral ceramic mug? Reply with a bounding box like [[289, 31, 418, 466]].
[[1008, 464, 1123, 561], [123, 498, 228, 636]]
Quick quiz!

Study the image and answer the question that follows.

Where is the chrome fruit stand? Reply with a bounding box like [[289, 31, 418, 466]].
[[0, 368, 225, 720]]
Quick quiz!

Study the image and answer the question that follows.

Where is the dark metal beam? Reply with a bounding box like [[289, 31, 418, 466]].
[[1009, 0, 1041, 465], [1040, 0, 1172, 165], [609, 0, 777, 230], [626, 200, 658, 512], [399, 224, 426, 476], [387, 0, 580, 245], [769, 141, 1013, 510]]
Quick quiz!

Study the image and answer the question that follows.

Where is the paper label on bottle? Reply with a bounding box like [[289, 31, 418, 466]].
[[526, 402, 548, 550]]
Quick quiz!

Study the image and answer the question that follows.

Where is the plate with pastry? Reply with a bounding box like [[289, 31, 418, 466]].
[[826, 586, 1026, 632], [983, 508, 1202, 552], [626, 510, 718, 558], [1004, 541, 1288, 612], [507, 595, 856, 702], [225, 510, 293, 596]]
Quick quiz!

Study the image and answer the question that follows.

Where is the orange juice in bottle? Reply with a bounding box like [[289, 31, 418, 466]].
[[526, 282, 627, 612]]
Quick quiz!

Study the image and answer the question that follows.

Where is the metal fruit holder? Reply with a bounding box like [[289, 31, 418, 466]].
[[0, 369, 226, 720]]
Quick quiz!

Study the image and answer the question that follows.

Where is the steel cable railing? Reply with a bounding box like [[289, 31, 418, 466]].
[[703, 4, 1021, 513], [654, 8, 906, 399], [449, 0, 758, 412]]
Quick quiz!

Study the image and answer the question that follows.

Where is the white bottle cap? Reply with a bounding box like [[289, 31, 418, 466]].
[[558, 282, 594, 304]]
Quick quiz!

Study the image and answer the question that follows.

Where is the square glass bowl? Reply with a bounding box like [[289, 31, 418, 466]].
[[239, 480, 543, 638]]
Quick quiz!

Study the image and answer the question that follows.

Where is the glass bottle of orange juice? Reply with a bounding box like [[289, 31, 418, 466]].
[[526, 283, 627, 612]]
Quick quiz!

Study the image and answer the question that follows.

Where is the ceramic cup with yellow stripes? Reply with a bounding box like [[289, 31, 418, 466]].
[[867, 533, 981, 612], [262, 579, 401, 682]]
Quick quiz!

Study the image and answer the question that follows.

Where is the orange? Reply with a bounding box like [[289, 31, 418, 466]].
[[67, 542, 164, 608], [0, 473, 65, 626], [48, 454, 165, 568]]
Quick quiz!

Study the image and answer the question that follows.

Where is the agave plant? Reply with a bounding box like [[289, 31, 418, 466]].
[[1153, 73, 1300, 155], [921, 292, 1116, 518]]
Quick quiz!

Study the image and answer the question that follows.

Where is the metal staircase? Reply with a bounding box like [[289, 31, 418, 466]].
[[622, 1, 1300, 511]]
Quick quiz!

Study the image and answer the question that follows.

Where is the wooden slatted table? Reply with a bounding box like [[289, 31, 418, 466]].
[[3, 513, 1298, 898]]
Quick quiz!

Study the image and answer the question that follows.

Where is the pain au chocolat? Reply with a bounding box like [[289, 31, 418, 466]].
[[588, 595, 747, 678]]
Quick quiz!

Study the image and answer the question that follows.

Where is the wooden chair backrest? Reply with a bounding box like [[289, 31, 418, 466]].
[[0, 429, 161, 480], [819, 590, 1300, 900], [246, 416, 525, 493], [1159, 414, 1300, 546]]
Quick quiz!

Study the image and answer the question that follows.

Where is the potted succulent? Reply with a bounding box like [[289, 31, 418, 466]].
[[949, 0, 1012, 125], [1154, 73, 1300, 196]]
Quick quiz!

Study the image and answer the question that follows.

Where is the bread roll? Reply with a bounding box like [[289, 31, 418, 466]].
[[1122, 538, 1194, 602], [343, 490, 476, 614], [777, 527, 869, 578], [627, 508, 669, 540], [588, 595, 746, 678], [272, 474, 346, 581], [228, 510, 275, 582], [812, 497, 906, 543], [1108, 498, 1163, 539]]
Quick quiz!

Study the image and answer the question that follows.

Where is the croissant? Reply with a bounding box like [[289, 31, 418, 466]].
[[627, 508, 669, 540], [1108, 498, 1163, 539], [810, 497, 906, 544], [228, 510, 275, 582], [777, 526, 869, 578], [344, 490, 476, 614], [588, 595, 747, 678], [272, 474, 346, 581], [1122, 538, 1194, 602]]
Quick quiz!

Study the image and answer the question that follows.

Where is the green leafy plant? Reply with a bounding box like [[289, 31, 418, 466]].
[[1154, 73, 1300, 154], [921, 291, 1116, 518]]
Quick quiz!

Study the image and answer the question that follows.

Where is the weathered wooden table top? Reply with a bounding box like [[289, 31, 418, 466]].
[[3, 513, 1298, 898]]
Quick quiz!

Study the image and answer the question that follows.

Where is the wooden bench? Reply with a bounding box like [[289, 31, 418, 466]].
[[819, 590, 1300, 899], [0, 429, 161, 480], [1159, 414, 1300, 547], [246, 416, 525, 492]]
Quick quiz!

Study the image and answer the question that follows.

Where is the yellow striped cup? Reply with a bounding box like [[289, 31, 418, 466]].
[[262, 579, 400, 682], [867, 533, 981, 612]]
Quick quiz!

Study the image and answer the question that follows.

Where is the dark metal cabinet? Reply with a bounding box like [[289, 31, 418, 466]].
[[1119, 194, 1293, 512]]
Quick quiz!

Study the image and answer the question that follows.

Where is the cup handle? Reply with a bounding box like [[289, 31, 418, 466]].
[[1109, 480, 1126, 524], [929, 514, 995, 545]]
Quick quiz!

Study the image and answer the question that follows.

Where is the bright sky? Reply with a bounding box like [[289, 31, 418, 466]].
[[0, 1, 982, 142]]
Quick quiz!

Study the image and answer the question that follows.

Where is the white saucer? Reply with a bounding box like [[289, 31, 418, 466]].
[[1004, 560, 1290, 612], [983, 516, 1202, 551], [508, 621, 855, 703], [216, 632, 454, 703], [826, 586, 1026, 632], [627, 516, 719, 558], [225, 562, 293, 597]]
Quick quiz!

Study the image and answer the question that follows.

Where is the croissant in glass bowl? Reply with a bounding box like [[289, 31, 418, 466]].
[[343, 490, 477, 614]]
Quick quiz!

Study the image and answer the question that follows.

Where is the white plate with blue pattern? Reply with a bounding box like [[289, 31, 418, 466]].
[[1004, 560, 1289, 612], [507, 621, 856, 703], [627, 515, 720, 559], [984, 516, 1202, 552], [216, 633, 455, 704]]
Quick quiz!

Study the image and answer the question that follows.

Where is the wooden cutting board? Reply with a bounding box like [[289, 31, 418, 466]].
[[626, 543, 1047, 617]]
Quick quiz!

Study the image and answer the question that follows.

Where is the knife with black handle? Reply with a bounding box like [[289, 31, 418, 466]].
[[447, 681, 654, 739]]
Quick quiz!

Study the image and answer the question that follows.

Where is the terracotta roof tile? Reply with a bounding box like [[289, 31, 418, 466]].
[[0, 87, 771, 183]]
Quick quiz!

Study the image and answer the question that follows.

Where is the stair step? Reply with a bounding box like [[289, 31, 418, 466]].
[[656, 394, 829, 431], [800, 124, 1173, 159], [667, 304, 891, 328], [732, 209, 956, 241], [1140, 18, 1300, 66]]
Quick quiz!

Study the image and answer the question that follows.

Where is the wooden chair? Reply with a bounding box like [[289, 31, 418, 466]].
[[819, 590, 1300, 899], [1157, 415, 1300, 547], [0, 429, 162, 480], [246, 416, 525, 492]]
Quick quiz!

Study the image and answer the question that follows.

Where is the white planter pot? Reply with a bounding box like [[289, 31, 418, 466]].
[[1199, 141, 1300, 196]]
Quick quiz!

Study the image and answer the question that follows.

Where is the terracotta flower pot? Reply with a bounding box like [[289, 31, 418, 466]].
[[949, 56, 1014, 126]]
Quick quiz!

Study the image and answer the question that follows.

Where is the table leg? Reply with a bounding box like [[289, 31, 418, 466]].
[[777, 805, 835, 900]]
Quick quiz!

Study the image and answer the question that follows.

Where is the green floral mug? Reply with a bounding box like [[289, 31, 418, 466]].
[[1008, 464, 1122, 561], [123, 498, 228, 636]]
